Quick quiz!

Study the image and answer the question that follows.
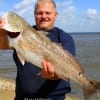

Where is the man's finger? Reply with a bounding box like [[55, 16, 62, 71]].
[[41, 60, 48, 78], [0, 18, 5, 28], [46, 62, 54, 77]]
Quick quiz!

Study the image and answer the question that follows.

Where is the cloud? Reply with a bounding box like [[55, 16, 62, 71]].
[[55, 0, 76, 31], [12, 0, 36, 25], [14, 0, 35, 13], [73, 8, 100, 32], [0, 11, 5, 17], [79, 8, 100, 26], [87, 9, 97, 16], [56, 1, 100, 32], [86, 8, 100, 21], [56, 0, 72, 8], [0, 0, 100, 32]]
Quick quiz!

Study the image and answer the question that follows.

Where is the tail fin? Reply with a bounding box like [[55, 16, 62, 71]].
[[82, 80, 100, 100]]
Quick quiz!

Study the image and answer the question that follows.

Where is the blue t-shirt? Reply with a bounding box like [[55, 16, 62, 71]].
[[13, 26, 75, 99]]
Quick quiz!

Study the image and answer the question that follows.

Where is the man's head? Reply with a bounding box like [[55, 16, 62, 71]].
[[34, 0, 58, 31]]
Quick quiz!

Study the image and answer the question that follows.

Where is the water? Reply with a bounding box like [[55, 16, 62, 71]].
[[0, 50, 16, 78], [0, 33, 100, 99], [69, 33, 100, 99]]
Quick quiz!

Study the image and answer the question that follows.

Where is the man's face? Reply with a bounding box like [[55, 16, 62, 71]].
[[34, 2, 58, 31]]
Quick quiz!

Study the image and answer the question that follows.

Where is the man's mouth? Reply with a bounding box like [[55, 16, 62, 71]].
[[40, 19, 49, 23]]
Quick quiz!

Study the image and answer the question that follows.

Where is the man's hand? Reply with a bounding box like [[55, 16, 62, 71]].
[[0, 18, 13, 50], [41, 59, 59, 80], [0, 18, 5, 28]]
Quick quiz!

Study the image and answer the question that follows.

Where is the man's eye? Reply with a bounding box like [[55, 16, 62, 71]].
[[36, 12, 52, 15], [46, 12, 52, 15], [36, 12, 42, 15]]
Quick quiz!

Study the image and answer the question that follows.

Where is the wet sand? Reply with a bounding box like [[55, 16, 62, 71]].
[[0, 90, 15, 100], [0, 77, 15, 100]]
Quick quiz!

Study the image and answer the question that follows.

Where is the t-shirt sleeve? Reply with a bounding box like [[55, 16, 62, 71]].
[[58, 29, 76, 56]]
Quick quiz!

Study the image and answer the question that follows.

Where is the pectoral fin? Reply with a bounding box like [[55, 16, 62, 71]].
[[17, 51, 25, 65]]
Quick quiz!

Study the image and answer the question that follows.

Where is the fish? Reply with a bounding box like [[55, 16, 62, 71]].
[[0, 12, 100, 100]]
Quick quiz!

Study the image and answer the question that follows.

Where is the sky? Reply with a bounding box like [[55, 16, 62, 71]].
[[0, 0, 100, 32]]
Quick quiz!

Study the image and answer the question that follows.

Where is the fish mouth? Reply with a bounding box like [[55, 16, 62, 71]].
[[0, 29, 20, 38], [0, 18, 20, 38], [7, 31, 20, 38], [6, 30, 20, 38]]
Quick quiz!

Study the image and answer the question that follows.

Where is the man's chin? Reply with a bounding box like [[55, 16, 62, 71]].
[[37, 24, 53, 31], [40, 27, 49, 31], [38, 26, 49, 31]]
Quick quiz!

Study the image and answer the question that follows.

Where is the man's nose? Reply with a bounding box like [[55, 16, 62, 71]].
[[42, 13, 47, 18]]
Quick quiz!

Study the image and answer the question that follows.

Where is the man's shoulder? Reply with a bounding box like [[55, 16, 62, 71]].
[[54, 27, 65, 33], [54, 27, 72, 38]]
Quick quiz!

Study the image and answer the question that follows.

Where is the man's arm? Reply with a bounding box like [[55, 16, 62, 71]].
[[0, 29, 12, 50]]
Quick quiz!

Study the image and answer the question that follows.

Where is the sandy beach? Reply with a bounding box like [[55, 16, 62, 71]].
[[0, 77, 15, 100], [0, 90, 15, 100]]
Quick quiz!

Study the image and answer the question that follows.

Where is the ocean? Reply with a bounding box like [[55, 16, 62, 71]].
[[0, 33, 100, 99], [69, 33, 100, 99]]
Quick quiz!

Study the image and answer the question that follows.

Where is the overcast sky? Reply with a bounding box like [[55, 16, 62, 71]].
[[0, 0, 100, 32]]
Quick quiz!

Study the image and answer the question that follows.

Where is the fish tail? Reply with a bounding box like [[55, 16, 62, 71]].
[[82, 80, 100, 100]]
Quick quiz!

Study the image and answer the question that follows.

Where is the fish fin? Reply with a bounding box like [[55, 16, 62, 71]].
[[82, 80, 100, 100], [17, 51, 25, 65]]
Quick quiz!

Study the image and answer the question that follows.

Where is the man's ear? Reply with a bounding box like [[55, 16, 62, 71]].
[[55, 11, 58, 19], [0, 29, 11, 49]]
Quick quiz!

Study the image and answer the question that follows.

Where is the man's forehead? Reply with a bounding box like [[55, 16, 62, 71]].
[[36, 2, 56, 12]]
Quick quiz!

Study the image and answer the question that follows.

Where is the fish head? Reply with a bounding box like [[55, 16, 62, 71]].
[[1, 12, 26, 33], [0, 12, 29, 38]]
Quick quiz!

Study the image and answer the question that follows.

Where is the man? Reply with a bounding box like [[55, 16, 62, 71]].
[[0, 0, 75, 99]]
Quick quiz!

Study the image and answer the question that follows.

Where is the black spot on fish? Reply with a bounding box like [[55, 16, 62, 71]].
[[90, 81, 94, 85], [78, 72, 82, 76]]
